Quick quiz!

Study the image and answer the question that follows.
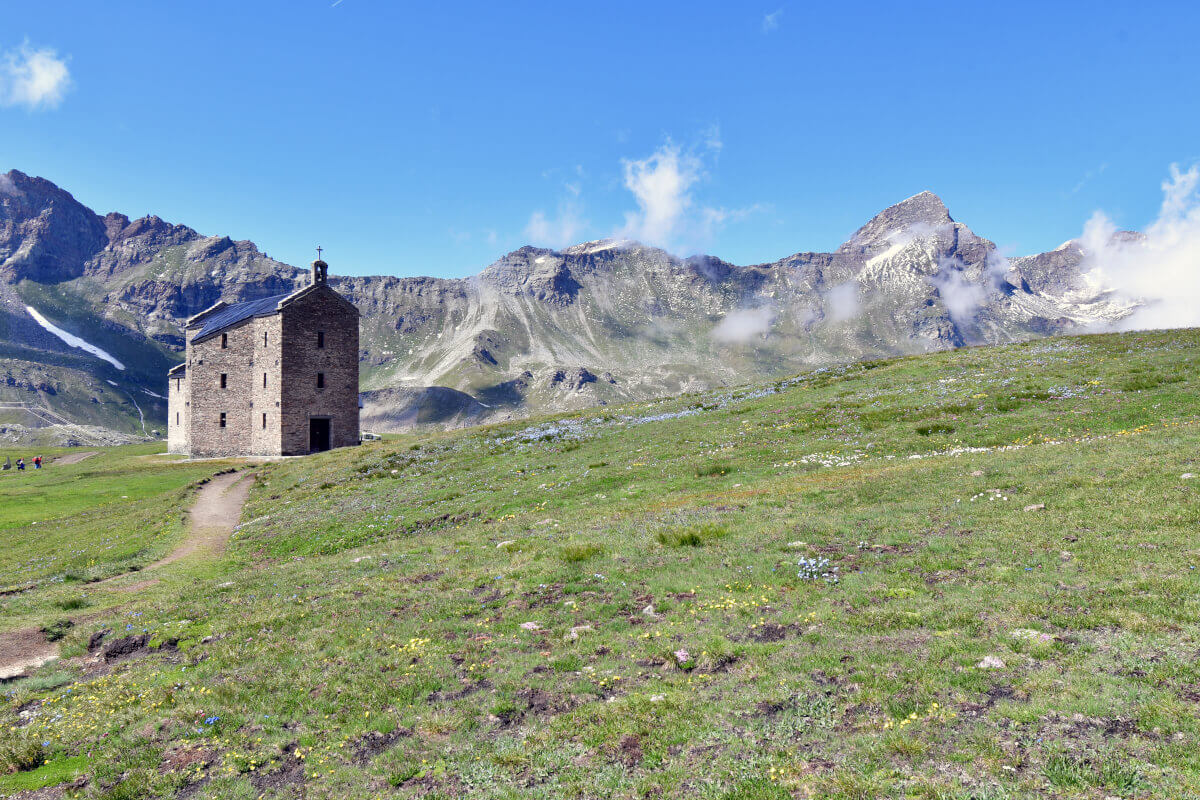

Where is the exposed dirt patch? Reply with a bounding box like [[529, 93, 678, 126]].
[[428, 678, 492, 703], [87, 629, 110, 652], [102, 634, 149, 662], [101, 634, 178, 663], [113, 578, 161, 593], [618, 734, 643, 766], [249, 742, 305, 793], [175, 776, 212, 799], [1102, 716, 1140, 737], [6, 778, 87, 798], [160, 744, 215, 773], [519, 687, 572, 717], [397, 510, 480, 537], [701, 653, 742, 673], [352, 727, 412, 764], [0, 627, 58, 681], [750, 623, 788, 642], [755, 699, 789, 717], [53, 451, 98, 466], [960, 684, 1028, 717]]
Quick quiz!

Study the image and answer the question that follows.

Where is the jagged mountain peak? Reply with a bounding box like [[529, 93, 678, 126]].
[[838, 191, 956, 256], [562, 238, 624, 256], [0, 169, 108, 282]]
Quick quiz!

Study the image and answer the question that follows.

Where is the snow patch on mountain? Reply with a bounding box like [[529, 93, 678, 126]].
[[26, 306, 125, 370]]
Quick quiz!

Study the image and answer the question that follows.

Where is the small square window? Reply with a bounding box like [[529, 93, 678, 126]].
[[221, 333, 228, 349], [316, 372, 325, 389], [317, 331, 325, 349], [262, 413, 267, 429], [219, 412, 227, 428], [220, 373, 227, 389]]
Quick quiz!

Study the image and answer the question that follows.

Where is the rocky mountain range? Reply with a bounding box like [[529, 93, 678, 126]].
[[0, 168, 1130, 439]]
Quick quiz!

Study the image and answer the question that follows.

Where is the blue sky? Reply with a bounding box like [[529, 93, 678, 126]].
[[2, 1, 1199, 278]]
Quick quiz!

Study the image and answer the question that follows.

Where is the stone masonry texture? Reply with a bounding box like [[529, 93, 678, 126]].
[[167, 280, 359, 457]]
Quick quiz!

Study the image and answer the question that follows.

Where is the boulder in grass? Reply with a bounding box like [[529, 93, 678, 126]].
[[977, 655, 1005, 669], [564, 625, 592, 641], [1024, 503, 1045, 512]]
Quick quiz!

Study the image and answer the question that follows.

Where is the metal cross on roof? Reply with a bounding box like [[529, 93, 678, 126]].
[[316, 246, 323, 260]]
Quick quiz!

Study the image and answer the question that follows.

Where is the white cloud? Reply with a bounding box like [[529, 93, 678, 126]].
[[525, 202, 586, 250], [1, 43, 71, 110], [616, 132, 753, 254], [928, 250, 1012, 328], [824, 281, 860, 322], [1080, 163, 1200, 331], [618, 141, 701, 249], [930, 259, 986, 327], [712, 306, 775, 343], [762, 9, 783, 32]]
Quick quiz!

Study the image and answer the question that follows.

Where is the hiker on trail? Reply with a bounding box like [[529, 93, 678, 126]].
[[33, 456, 42, 469], [16, 458, 25, 471]]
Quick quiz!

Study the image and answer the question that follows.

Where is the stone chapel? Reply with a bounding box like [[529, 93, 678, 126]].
[[167, 258, 360, 457]]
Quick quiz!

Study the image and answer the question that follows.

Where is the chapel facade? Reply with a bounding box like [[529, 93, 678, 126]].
[[167, 258, 360, 457]]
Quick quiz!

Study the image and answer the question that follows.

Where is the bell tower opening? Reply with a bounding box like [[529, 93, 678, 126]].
[[311, 258, 328, 286]]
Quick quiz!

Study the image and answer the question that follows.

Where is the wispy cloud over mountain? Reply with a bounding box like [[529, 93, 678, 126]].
[[1081, 163, 1200, 330], [616, 131, 756, 254], [525, 203, 587, 250], [712, 306, 775, 343]]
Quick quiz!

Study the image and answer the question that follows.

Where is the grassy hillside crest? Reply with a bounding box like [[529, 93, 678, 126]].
[[1, 328, 1199, 799]]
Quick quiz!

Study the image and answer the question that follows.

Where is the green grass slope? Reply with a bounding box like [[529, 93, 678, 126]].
[[2, 329, 1199, 799]]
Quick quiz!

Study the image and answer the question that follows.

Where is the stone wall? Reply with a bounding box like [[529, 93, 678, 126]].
[[279, 287, 360, 455], [250, 315, 284, 455], [186, 319, 256, 458], [166, 371, 188, 454]]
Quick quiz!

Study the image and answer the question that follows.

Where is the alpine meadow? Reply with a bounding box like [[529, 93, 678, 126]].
[[3, 328, 1200, 798]]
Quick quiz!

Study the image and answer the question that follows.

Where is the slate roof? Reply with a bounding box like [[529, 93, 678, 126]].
[[190, 293, 289, 344]]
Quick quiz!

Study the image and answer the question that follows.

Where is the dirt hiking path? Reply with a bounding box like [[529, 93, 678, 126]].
[[150, 470, 254, 569], [2, 471, 254, 679], [53, 450, 98, 466], [99, 470, 254, 592]]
